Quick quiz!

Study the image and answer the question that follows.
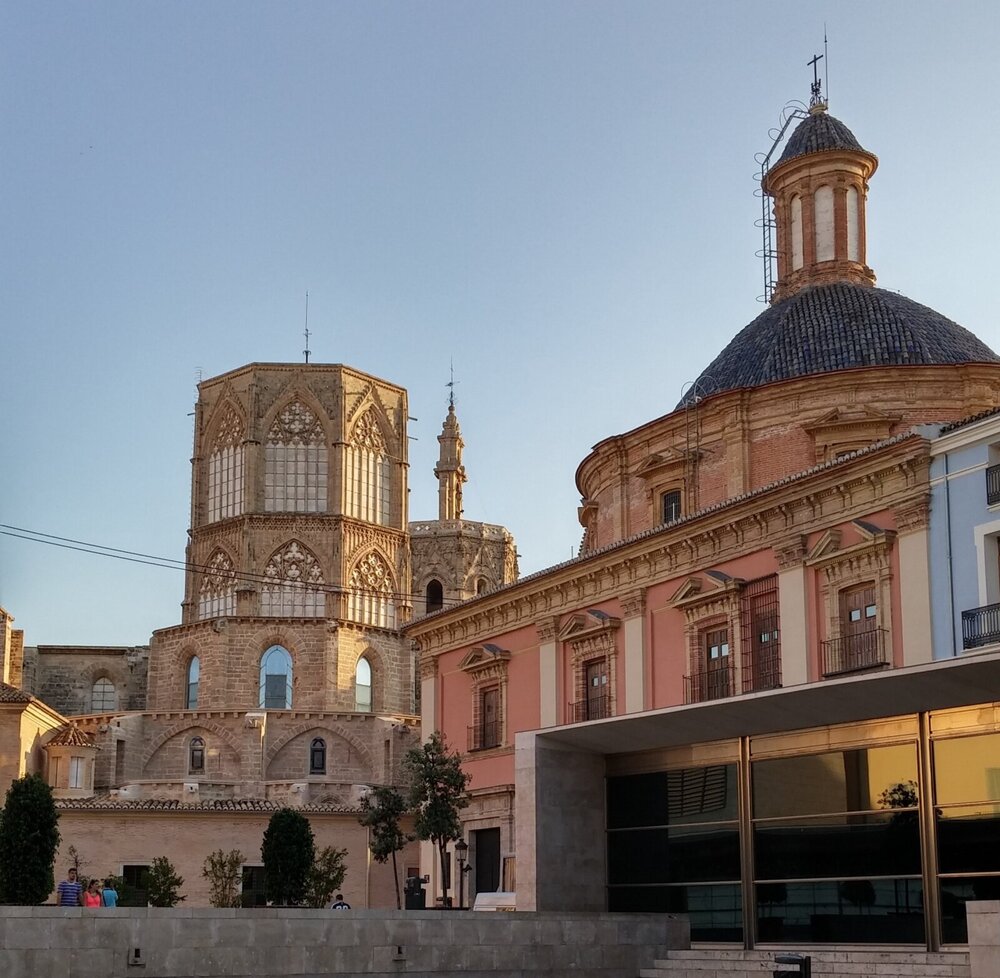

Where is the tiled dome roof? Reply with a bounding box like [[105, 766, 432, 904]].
[[777, 110, 868, 165], [678, 282, 1000, 407], [47, 723, 97, 748]]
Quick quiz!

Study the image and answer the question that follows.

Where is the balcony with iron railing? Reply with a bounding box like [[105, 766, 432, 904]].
[[568, 694, 611, 723], [987, 464, 1000, 506], [742, 647, 781, 693], [821, 628, 889, 677], [684, 659, 735, 704], [962, 602, 1000, 650], [467, 720, 502, 752]]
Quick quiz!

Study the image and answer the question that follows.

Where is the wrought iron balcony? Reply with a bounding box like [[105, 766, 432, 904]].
[[467, 720, 502, 752], [987, 464, 1000, 506], [962, 602, 1000, 650], [569, 694, 610, 723], [821, 628, 889, 676], [684, 660, 735, 703], [742, 647, 782, 693]]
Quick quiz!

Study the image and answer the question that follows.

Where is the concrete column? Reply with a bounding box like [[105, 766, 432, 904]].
[[621, 588, 646, 713], [777, 564, 808, 686], [538, 634, 558, 728], [899, 527, 933, 665]]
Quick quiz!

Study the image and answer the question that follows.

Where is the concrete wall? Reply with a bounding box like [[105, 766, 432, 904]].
[[968, 900, 1000, 978], [516, 732, 605, 912], [0, 907, 688, 978]]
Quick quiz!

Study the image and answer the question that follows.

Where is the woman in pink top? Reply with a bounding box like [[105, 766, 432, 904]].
[[83, 879, 102, 907]]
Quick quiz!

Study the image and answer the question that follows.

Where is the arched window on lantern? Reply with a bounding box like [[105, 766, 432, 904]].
[[207, 405, 245, 523], [186, 656, 200, 710], [259, 646, 293, 710], [345, 409, 392, 525], [264, 400, 328, 513], [91, 678, 117, 713], [355, 658, 372, 713], [425, 579, 443, 613]]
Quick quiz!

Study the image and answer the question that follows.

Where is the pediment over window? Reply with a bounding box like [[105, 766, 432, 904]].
[[807, 529, 843, 561], [670, 571, 742, 609], [557, 610, 621, 643], [636, 447, 698, 481], [459, 645, 511, 673], [805, 407, 899, 462]]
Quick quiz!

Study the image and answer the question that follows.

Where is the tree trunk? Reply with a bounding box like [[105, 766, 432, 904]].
[[391, 849, 401, 910], [438, 841, 450, 907]]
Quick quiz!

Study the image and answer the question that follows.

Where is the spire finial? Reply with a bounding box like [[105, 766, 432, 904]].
[[303, 291, 311, 364], [808, 52, 825, 110], [446, 358, 458, 411]]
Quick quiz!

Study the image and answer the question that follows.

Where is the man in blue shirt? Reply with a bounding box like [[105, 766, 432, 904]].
[[56, 867, 82, 906]]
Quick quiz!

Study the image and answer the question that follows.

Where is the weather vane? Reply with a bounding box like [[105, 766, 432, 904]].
[[446, 358, 458, 410]]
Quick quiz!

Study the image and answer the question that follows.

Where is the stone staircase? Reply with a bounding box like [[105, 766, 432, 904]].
[[640, 947, 972, 978]]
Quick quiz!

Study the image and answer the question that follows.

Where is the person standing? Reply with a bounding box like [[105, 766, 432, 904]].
[[83, 879, 102, 907], [101, 879, 119, 908], [56, 867, 82, 906], [330, 893, 351, 909]]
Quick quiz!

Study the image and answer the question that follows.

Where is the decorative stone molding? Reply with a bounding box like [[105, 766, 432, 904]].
[[418, 654, 439, 682], [894, 495, 930, 533], [619, 588, 646, 619], [459, 646, 511, 750], [535, 617, 560, 644], [773, 535, 807, 569]]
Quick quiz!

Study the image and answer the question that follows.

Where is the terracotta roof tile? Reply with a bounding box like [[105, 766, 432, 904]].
[[47, 724, 97, 748], [0, 682, 33, 704], [55, 796, 360, 814]]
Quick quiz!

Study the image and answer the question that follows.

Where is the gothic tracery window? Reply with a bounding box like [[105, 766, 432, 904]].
[[265, 400, 328, 513], [260, 541, 326, 618], [345, 409, 392, 525], [198, 549, 237, 620], [207, 406, 245, 523], [348, 551, 397, 629]]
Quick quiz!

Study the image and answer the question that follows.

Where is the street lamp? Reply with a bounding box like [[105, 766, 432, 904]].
[[454, 839, 471, 909]]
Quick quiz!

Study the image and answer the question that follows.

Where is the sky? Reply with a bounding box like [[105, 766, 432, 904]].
[[2, 1, 998, 646]]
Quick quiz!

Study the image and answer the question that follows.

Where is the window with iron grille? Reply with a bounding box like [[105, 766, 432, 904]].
[[740, 576, 781, 693], [661, 489, 682, 524]]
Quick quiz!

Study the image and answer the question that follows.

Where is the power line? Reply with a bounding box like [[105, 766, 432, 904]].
[[0, 523, 469, 609]]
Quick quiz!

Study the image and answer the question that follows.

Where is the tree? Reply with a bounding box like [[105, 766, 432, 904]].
[[202, 849, 245, 908], [405, 732, 470, 907], [146, 856, 185, 907], [303, 846, 348, 908], [0, 774, 61, 904], [261, 808, 315, 906], [359, 785, 409, 909]]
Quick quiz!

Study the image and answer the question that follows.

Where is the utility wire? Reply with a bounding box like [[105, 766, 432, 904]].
[[0, 523, 471, 608]]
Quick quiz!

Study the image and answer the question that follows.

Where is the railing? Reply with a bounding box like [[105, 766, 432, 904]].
[[962, 602, 1000, 650], [569, 694, 610, 723], [987, 464, 1000, 505], [467, 720, 502, 752], [821, 628, 888, 676], [684, 660, 735, 703]]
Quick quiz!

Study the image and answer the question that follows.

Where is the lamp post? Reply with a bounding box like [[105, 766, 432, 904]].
[[455, 839, 470, 909]]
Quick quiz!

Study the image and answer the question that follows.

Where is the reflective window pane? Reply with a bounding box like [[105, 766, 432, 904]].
[[936, 806, 1000, 873], [752, 744, 918, 818], [940, 876, 1000, 944], [607, 826, 740, 885], [607, 766, 737, 828], [755, 879, 924, 944], [934, 733, 1000, 804], [608, 883, 741, 942]]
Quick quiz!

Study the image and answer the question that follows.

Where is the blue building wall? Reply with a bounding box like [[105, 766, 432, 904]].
[[929, 428, 1000, 659]]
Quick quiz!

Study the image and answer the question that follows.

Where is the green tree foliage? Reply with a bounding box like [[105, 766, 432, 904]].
[[303, 846, 348, 908], [261, 808, 315, 906], [405, 732, 470, 907], [359, 785, 409, 909], [202, 849, 245, 908], [146, 856, 185, 907], [0, 774, 61, 904]]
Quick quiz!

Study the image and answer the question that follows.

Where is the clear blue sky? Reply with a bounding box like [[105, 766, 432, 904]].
[[2, 1, 998, 645]]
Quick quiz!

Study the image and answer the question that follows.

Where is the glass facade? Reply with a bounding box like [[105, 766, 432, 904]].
[[604, 711, 1000, 947]]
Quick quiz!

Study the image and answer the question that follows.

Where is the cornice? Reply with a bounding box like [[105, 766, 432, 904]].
[[406, 440, 931, 656]]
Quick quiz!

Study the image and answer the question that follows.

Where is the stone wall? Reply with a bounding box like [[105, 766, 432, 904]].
[[0, 907, 687, 978], [24, 646, 148, 716]]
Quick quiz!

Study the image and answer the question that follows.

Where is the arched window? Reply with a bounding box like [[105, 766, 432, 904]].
[[91, 678, 117, 713], [790, 194, 803, 270], [426, 579, 443, 614], [355, 658, 372, 712], [186, 656, 200, 710], [347, 552, 397, 628], [265, 400, 328, 513], [310, 738, 326, 775], [814, 185, 835, 262], [260, 645, 293, 710], [198, 550, 236, 620], [260, 541, 325, 617], [207, 405, 245, 523], [189, 737, 205, 773], [846, 186, 860, 261], [345, 409, 392, 525], [477, 578, 488, 596]]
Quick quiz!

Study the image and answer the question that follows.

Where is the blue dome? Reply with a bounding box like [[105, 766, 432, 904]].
[[677, 283, 1000, 407]]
